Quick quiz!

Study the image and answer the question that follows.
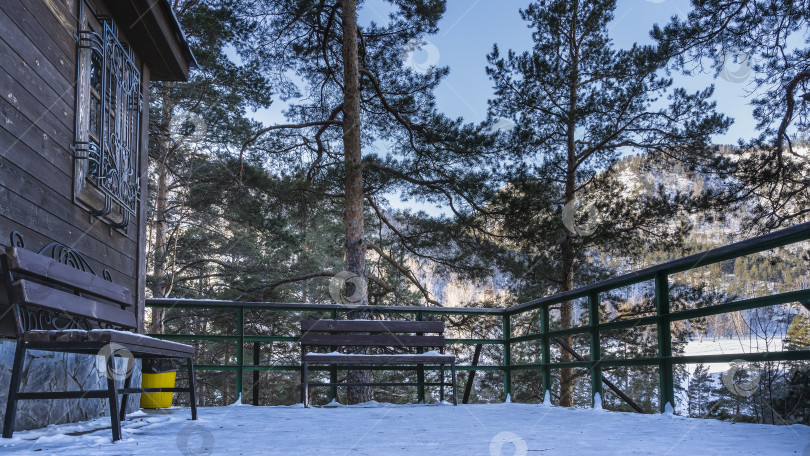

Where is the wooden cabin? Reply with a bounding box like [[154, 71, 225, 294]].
[[0, 0, 193, 429], [0, 0, 194, 330]]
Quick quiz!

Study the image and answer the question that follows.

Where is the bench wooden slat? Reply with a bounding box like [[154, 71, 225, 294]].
[[6, 247, 133, 307], [301, 319, 444, 333], [303, 353, 454, 364], [11, 279, 136, 329], [23, 330, 87, 343], [300, 334, 445, 347], [86, 330, 195, 355], [20, 330, 194, 355], [308, 382, 452, 387], [300, 319, 457, 406]]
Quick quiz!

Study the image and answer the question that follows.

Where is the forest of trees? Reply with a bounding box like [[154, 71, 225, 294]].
[[146, 0, 810, 423]]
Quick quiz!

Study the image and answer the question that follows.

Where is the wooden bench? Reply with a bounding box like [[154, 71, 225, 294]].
[[300, 319, 457, 406], [0, 246, 198, 441]]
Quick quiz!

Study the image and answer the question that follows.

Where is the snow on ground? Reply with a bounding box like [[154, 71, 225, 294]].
[[1, 403, 808, 455]]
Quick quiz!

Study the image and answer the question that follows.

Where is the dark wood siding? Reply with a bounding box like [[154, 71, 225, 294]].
[[0, 0, 148, 325]]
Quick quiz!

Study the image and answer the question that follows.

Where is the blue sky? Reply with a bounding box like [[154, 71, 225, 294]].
[[395, 0, 757, 144], [257, 1, 758, 145], [253, 0, 762, 214]]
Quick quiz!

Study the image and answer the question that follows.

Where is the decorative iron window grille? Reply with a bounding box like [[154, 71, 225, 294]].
[[73, 1, 141, 231]]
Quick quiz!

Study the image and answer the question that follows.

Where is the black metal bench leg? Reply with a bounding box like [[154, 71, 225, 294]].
[[451, 361, 458, 406], [417, 363, 425, 404], [440, 364, 445, 403], [187, 358, 198, 420], [2, 342, 25, 438], [106, 357, 122, 442], [300, 363, 305, 405], [301, 361, 309, 408], [119, 357, 134, 423]]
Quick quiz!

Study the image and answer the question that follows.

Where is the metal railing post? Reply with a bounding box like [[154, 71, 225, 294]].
[[416, 311, 426, 403], [503, 313, 512, 401], [253, 341, 260, 405], [655, 272, 674, 413], [588, 291, 602, 408], [329, 309, 338, 401], [540, 305, 551, 404], [236, 306, 244, 404]]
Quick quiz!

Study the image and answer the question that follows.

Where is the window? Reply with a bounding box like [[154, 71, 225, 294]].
[[73, 1, 141, 231]]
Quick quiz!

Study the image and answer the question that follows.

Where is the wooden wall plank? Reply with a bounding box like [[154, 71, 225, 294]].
[[0, 0, 75, 83], [0, 217, 137, 292], [0, 190, 137, 279], [0, 100, 73, 191], [0, 153, 137, 258], [0, 118, 140, 247], [0, 66, 74, 145], [41, 0, 78, 37], [0, 45, 74, 131]]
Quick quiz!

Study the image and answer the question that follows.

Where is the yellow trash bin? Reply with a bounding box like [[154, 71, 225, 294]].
[[140, 371, 177, 408]]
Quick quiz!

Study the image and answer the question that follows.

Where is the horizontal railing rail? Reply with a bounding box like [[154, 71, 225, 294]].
[[507, 221, 810, 315], [146, 300, 505, 404], [147, 221, 810, 411]]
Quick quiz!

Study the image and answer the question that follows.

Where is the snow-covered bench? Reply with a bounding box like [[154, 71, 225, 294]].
[[300, 319, 457, 406], [1, 246, 198, 441]]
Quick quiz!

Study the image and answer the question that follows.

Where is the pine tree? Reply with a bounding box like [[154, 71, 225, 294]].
[[148, 0, 274, 332], [687, 364, 713, 417], [486, 0, 728, 407], [245, 0, 498, 403], [786, 313, 810, 351], [710, 364, 760, 423], [242, 0, 499, 304], [652, 0, 810, 229], [770, 364, 810, 425]]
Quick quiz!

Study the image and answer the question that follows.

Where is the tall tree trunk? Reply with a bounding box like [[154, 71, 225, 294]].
[[341, 0, 372, 404], [149, 86, 173, 334], [559, 217, 576, 407], [558, 0, 579, 408]]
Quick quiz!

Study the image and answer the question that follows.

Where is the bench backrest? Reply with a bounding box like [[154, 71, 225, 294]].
[[300, 319, 445, 349], [2, 246, 136, 334]]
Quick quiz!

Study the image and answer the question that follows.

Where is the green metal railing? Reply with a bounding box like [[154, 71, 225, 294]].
[[147, 221, 810, 411], [146, 301, 503, 404]]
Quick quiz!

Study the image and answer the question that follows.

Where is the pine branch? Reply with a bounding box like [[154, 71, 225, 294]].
[[366, 241, 441, 306], [258, 271, 335, 299]]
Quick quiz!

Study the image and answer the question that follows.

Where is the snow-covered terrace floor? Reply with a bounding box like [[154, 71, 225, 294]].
[[2, 402, 808, 455]]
